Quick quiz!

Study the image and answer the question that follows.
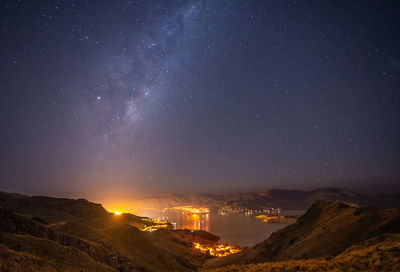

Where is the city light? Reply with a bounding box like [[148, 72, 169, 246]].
[[166, 206, 210, 214], [193, 242, 241, 257]]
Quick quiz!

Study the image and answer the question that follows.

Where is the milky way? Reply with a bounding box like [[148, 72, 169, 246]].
[[81, 3, 199, 151], [1, 1, 400, 198]]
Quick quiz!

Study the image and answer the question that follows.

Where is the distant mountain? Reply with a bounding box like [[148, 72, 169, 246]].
[[129, 188, 400, 214], [202, 200, 400, 270], [222, 188, 362, 210]]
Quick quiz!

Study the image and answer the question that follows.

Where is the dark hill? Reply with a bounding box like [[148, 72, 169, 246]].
[[223, 188, 363, 210], [203, 233, 400, 272], [0, 191, 217, 271], [0, 191, 107, 223], [203, 200, 400, 269]]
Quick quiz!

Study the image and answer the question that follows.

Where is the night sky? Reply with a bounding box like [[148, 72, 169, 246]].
[[1, 1, 400, 199]]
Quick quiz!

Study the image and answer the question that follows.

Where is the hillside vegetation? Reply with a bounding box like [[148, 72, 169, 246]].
[[204, 233, 400, 272], [0, 191, 215, 271], [203, 200, 400, 269]]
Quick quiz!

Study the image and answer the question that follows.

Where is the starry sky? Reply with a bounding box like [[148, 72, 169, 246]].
[[1, 1, 400, 199]]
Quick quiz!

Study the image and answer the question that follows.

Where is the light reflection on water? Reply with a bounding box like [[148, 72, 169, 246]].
[[160, 211, 211, 232], [140, 209, 304, 247]]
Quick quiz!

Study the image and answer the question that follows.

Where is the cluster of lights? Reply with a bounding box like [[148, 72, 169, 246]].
[[193, 242, 241, 257], [111, 210, 170, 231], [168, 206, 210, 214], [141, 218, 169, 232], [142, 224, 170, 232], [218, 207, 282, 216]]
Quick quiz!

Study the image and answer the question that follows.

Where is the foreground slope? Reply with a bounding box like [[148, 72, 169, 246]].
[[204, 233, 400, 272], [203, 200, 400, 269], [0, 191, 216, 271]]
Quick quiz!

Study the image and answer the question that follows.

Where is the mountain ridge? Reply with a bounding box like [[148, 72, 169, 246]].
[[127, 187, 399, 214]]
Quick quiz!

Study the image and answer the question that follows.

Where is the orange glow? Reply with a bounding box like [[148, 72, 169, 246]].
[[193, 242, 241, 257], [113, 211, 122, 215], [254, 215, 285, 222], [102, 198, 134, 215]]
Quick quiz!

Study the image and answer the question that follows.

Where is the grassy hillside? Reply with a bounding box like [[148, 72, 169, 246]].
[[203, 200, 400, 269], [0, 191, 216, 271], [203, 233, 400, 272]]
